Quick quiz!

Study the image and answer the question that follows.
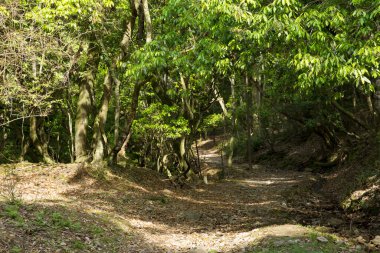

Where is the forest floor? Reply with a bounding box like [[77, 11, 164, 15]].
[[0, 139, 378, 252]]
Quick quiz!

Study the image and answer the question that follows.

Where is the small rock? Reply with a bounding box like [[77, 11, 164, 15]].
[[355, 236, 366, 244], [367, 243, 377, 251], [317, 236, 329, 243], [371, 235, 380, 246], [188, 247, 208, 253]]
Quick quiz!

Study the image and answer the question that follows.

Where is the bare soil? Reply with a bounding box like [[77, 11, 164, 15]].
[[0, 139, 377, 252]]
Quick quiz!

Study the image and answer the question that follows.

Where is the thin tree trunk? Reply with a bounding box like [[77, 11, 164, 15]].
[[366, 95, 375, 122], [179, 136, 187, 173], [109, 0, 140, 164], [227, 76, 236, 169], [213, 85, 228, 117], [113, 76, 121, 145], [112, 83, 142, 163], [375, 79, 380, 114], [67, 111, 74, 163], [19, 104, 26, 161], [118, 130, 132, 162], [246, 74, 253, 170], [109, 0, 151, 164], [332, 100, 369, 130]]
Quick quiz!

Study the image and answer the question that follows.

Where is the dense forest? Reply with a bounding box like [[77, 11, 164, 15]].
[[1, 0, 380, 252]]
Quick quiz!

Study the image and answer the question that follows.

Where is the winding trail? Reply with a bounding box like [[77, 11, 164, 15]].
[[1, 139, 362, 252]]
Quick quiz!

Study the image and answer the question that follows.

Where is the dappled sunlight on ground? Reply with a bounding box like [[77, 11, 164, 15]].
[[0, 156, 368, 252]]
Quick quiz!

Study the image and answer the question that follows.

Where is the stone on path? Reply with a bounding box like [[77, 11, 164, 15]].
[[371, 235, 380, 246], [316, 236, 329, 243], [188, 247, 208, 253]]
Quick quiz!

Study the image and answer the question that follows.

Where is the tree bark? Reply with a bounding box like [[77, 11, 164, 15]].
[[227, 76, 236, 169], [75, 78, 92, 162], [92, 71, 112, 163], [113, 75, 121, 145], [141, 0, 152, 43], [30, 117, 54, 164], [74, 41, 99, 162]]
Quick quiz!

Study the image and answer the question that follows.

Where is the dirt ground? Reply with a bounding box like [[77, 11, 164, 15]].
[[0, 139, 377, 252]]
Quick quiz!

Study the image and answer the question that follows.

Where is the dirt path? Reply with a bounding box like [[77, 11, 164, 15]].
[[0, 141, 368, 252]]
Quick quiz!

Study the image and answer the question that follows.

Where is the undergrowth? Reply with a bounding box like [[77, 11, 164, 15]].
[[0, 202, 127, 252], [250, 231, 363, 253]]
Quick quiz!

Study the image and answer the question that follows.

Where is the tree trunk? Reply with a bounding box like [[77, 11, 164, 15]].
[[245, 74, 253, 170], [30, 117, 54, 164], [119, 130, 132, 163], [179, 136, 188, 173], [92, 71, 112, 163], [112, 83, 142, 163], [67, 110, 75, 163], [141, 0, 152, 43], [75, 79, 92, 162], [113, 75, 121, 146], [74, 40, 99, 163], [366, 95, 375, 123], [109, 0, 141, 164], [332, 100, 369, 130], [213, 85, 228, 117], [375, 79, 380, 114], [227, 76, 236, 169]]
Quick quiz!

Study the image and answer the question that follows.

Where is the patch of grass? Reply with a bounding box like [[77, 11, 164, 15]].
[[10, 246, 22, 253], [249, 232, 363, 253], [90, 224, 104, 235], [51, 212, 71, 228], [33, 210, 47, 226], [1, 202, 128, 252], [71, 240, 86, 250], [2, 203, 24, 225]]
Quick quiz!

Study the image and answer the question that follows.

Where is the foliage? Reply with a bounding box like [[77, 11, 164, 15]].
[[0, 0, 379, 177]]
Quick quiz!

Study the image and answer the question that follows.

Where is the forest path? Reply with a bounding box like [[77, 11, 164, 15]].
[[0, 141, 364, 252]]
